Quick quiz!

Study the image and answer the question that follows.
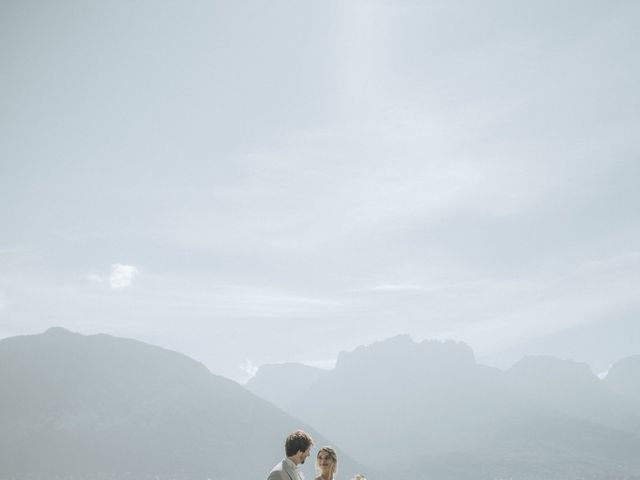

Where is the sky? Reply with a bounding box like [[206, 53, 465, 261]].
[[1, 0, 639, 383]]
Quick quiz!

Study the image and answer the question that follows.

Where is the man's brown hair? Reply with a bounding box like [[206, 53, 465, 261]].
[[285, 430, 314, 457]]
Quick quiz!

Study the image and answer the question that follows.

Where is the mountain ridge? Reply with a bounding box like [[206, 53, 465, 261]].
[[0, 327, 371, 480], [248, 335, 640, 480]]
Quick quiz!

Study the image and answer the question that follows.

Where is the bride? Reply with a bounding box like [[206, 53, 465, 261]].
[[315, 446, 338, 480]]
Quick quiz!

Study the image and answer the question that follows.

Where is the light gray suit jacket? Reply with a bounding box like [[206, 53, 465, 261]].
[[267, 458, 299, 480]]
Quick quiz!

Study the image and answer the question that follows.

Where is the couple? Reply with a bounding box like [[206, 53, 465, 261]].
[[267, 430, 366, 480]]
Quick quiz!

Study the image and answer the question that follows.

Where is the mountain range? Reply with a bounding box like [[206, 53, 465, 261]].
[[247, 335, 640, 480], [3, 327, 640, 480], [0, 328, 368, 480]]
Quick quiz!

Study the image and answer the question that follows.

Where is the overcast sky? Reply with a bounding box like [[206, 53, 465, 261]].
[[1, 0, 639, 382]]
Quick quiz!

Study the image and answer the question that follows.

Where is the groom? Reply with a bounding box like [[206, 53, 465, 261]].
[[267, 430, 314, 480]]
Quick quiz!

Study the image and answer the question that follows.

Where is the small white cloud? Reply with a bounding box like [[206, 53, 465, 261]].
[[109, 263, 139, 290], [240, 359, 259, 378]]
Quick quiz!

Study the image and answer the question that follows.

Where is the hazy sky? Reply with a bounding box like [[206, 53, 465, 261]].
[[2, 0, 639, 382]]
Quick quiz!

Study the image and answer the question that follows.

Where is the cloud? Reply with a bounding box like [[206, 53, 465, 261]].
[[109, 264, 139, 290], [239, 359, 258, 378], [86, 264, 140, 289]]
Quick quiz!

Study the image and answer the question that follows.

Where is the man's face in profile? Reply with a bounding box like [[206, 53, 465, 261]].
[[299, 446, 311, 464]]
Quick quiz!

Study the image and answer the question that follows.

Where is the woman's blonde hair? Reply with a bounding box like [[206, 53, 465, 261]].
[[316, 446, 338, 478]]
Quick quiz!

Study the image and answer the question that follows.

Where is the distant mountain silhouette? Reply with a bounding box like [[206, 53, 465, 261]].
[[605, 354, 640, 406], [506, 355, 640, 430], [250, 335, 640, 480], [246, 362, 325, 411], [480, 313, 640, 376], [0, 328, 369, 480]]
